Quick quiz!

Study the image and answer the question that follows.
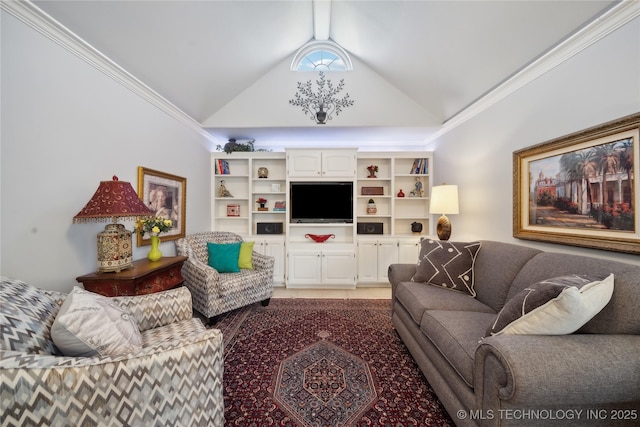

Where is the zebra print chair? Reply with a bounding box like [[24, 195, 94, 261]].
[[175, 231, 274, 324]]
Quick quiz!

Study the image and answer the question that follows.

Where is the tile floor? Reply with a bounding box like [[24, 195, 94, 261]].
[[272, 286, 391, 300]]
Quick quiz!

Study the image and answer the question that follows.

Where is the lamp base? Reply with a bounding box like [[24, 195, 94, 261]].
[[436, 215, 452, 241], [97, 224, 133, 273]]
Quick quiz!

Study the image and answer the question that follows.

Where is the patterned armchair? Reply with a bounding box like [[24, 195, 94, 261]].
[[0, 277, 224, 427], [175, 231, 274, 323]]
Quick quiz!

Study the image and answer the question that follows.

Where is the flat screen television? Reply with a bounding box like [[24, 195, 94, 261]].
[[290, 181, 353, 223]]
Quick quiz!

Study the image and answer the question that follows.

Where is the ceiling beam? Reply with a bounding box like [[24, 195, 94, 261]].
[[313, 0, 331, 40]]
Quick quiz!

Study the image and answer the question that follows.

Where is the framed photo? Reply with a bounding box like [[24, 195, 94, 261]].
[[227, 204, 240, 217], [513, 113, 639, 254], [137, 167, 186, 246]]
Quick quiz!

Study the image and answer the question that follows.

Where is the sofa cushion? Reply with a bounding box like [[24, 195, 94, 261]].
[[486, 274, 614, 337], [207, 241, 242, 273], [396, 281, 495, 325], [420, 310, 496, 387], [509, 252, 640, 334], [238, 241, 255, 269], [51, 287, 142, 357], [0, 278, 60, 355], [412, 240, 482, 297], [473, 241, 542, 312]]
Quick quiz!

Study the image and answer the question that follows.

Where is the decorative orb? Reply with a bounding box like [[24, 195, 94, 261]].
[[258, 167, 269, 178]]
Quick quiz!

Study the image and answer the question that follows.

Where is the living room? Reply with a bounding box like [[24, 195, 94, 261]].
[[2, 1, 639, 425], [2, 1, 638, 292]]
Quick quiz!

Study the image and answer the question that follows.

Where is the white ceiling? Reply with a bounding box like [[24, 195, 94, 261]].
[[30, 0, 620, 149]]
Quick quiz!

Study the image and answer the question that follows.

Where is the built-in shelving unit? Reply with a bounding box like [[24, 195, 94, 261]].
[[211, 149, 433, 288]]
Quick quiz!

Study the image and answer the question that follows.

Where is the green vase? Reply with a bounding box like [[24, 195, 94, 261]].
[[147, 235, 162, 262]]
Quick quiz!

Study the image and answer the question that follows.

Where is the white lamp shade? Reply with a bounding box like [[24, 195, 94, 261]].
[[430, 185, 459, 215]]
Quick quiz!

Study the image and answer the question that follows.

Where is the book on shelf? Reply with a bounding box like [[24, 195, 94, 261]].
[[215, 159, 230, 175], [273, 201, 286, 211], [410, 158, 428, 174]]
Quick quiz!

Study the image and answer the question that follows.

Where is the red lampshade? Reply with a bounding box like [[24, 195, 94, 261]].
[[73, 176, 153, 273], [73, 176, 153, 223]]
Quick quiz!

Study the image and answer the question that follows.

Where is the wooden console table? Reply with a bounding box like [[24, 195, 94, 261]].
[[76, 256, 187, 297]]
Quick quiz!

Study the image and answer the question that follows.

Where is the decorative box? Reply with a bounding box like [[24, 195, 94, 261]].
[[361, 186, 384, 195]]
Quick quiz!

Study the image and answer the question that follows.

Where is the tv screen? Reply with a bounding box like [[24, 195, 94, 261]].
[[290, 181, 353, 223]]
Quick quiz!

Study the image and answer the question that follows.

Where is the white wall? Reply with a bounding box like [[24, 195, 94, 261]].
[[1, 13, 213, 291], [428, 17, 640, 266]]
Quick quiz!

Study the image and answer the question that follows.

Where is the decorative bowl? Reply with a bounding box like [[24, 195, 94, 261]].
[[305, 233, 335, 243]]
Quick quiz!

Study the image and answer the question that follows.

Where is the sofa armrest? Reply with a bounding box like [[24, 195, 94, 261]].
[[181, 255, 221, 296], [388, 263, 417, 298], [252, 250, 275, 272], [1, 329, 224, 425], [113, 286, 193, 332], [475, 334, 640, 411]]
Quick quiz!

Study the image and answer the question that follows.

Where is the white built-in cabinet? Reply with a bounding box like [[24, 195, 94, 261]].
[[287, 149, 356, 177], [287, 248, 356, 287], [211, 149, 433, 288], [253, 237, 286, 285], [356, 237, 423, 284]]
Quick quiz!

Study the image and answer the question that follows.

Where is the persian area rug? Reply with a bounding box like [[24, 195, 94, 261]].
[[210, 299, 454, 427]]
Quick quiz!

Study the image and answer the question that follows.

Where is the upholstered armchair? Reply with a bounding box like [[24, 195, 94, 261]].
[[175, 231, 274, 323], [0, 277, 224, 427]]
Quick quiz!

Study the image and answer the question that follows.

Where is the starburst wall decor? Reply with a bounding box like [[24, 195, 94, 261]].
[[289, 71, 354, 124]]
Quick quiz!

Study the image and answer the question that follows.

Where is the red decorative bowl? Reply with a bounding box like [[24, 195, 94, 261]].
[[305, 233, 335, 243]]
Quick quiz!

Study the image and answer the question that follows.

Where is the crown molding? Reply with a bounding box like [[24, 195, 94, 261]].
[[1, 0, 217, 146], [428, 0, 640, 143]]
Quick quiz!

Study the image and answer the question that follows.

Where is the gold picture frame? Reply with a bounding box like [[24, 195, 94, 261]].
[[137, 167, 186, 246], [513, 113, 640, 254]]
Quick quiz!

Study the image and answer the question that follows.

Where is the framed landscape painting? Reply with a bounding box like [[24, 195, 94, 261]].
[[137, 167, 186, 246], [513, 113, 640, 254]]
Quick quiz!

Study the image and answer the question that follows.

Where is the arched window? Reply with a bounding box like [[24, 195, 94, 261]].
[[291, 40, 353, 72]]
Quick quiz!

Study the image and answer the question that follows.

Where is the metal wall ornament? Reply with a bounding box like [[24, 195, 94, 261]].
[[289, 71, 354, 124]]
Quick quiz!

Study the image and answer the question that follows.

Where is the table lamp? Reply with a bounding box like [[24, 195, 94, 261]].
[[73, 176, 153, 273], [429, 184, 459, 241]]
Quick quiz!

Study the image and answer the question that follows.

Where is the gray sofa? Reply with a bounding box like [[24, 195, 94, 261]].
[[389, 240, 640, 427]]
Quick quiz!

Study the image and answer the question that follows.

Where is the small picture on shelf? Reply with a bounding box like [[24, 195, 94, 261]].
[[271, 183, 281, 192], [410, 158, 428, 174], [227, 204, 240, 216]]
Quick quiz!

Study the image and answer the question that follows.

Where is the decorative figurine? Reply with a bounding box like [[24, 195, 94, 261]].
[[219, 180, 233, 197], [409, 177, 424, 197], [258, 167, 269, 178], [397, 189, 405, 197]]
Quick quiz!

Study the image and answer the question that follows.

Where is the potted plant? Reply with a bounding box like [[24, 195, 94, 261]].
[[366, 165, 379, 178], [135, 216, 173, 261], [256, 197, 268, 211]]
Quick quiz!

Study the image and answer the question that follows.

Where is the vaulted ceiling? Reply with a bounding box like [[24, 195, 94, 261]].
[[28, 0, 625, 149]]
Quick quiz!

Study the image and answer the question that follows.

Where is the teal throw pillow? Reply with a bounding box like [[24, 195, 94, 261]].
[[207, 242, 241, 273]]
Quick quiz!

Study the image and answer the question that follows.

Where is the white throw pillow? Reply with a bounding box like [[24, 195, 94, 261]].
[[486, 273, 614, 337], [51, 287, 142, 357]]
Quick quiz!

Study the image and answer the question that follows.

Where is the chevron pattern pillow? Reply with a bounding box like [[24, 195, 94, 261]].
[[0, 278, 60, 355], [411, 240, 482, 297]]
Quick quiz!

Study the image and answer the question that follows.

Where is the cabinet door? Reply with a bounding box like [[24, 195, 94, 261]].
[[357, 241, 379, 283], [377, 240, 398, 282], [398, 238, 421, 264], [321, 250, 356, 285], [288, 152, 322, 177], [287, 250, 322, 285], [256, 238, 286, 285], [321, 151, 355, 177]]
